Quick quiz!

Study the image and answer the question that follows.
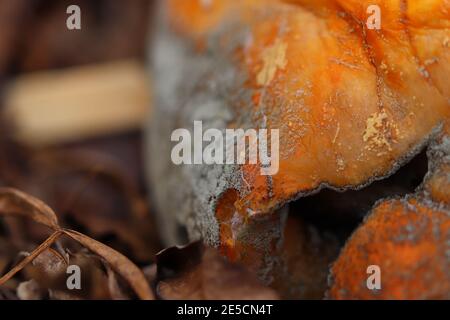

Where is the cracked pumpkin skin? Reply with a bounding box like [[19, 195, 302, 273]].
[[155, 0, 449, 297]]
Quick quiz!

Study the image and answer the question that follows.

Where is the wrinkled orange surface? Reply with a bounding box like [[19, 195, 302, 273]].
[[328, 197, 450, 299], [166, 0, 449, 217], [426, 164, 450, 204], [329, 120, 449, 299], [425, 121, 450, 205]]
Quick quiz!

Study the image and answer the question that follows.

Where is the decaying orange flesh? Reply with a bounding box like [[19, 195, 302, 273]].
[[166, 0, 449, 218], [329, 122, 449, 299], [328, 197, 449, 300], [423, 121, 450, 205], [426, 163, 450, 204]]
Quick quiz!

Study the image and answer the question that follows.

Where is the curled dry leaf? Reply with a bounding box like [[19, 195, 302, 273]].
[[0, 187, 153, 300], [106, 265, 132, 300], [155, 241, 279, 300], [0, 187, 59, 229], [63, 229, 154, 300]]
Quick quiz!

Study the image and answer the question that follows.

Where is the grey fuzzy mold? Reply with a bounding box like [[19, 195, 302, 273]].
[[146, 2, 247, 246]]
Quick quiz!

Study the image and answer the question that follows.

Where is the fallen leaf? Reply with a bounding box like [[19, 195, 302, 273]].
[[0, 187, 154, 300], [63, 229, 154, 300], [0, 187, 59, 229], [106, 265, 132, 300]]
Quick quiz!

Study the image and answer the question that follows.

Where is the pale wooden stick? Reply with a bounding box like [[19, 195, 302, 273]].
[[3, 60, 151, 146]]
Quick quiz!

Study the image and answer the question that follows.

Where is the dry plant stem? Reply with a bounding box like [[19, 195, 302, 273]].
[[0, 187, 154, 300], [0, 230, 63, 286]]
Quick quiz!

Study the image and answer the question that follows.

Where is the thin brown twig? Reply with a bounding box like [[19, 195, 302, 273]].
[[0, 230, 63, 286]]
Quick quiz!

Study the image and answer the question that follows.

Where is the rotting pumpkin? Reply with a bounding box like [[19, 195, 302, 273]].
[[328, 121, 450, 299], [147, 0, 450, 299]]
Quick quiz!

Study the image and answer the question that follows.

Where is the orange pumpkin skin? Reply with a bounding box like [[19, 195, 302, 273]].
[[328, 123, 449, 300], [328, 197, 449, 300]]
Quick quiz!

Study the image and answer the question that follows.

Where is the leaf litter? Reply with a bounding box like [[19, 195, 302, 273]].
[[0, 187, 154, 300]]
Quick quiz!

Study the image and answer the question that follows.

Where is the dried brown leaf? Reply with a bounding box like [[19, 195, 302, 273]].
[[0, 187, 59, 230], [63, 229, 154, 300], [0, 187, 153, 300], [106, 266, 131, 300]]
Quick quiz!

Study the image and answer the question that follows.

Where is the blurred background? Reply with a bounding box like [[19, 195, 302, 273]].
[[0, 0, 162, 299]]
